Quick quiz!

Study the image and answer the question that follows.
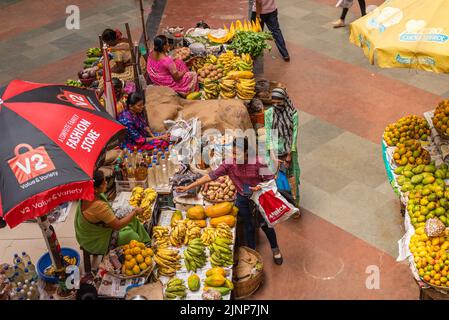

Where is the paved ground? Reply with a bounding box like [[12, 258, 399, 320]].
[[1, 0, 446, 299]]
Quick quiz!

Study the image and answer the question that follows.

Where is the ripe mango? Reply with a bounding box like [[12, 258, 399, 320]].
[[435, 169, 445, 179], [422, 176, 435, 185], [412, 165, 425, 174], [403, 171, 414, 178], [395, 166, 405, 175], [188, 274, 201, 291], [170, 210, 183, 227], [411, 174, 424, 184], [424, 164, 436, 173]]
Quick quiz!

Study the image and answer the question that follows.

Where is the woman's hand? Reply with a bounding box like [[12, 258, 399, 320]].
[[158, 134, 170, 142], [176, 185, 190, 193], [249, 185, 262, 192], [131, 208, 141, 216]]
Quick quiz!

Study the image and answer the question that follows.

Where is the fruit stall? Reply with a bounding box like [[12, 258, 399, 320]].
[[382, 100, 449, 297]]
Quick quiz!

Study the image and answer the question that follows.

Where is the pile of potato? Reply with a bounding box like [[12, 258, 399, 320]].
[[197, 64, 224, 83], [172, 47, 191, 61], [202, 175, 236, 202]]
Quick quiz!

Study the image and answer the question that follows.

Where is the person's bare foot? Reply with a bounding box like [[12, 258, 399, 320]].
[[332, 19, 345, 28]]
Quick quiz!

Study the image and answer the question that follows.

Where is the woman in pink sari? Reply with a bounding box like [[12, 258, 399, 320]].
[[147, 35, 198, 96]]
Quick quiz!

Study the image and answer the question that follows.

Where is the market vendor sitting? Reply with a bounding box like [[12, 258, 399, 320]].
[[98, 77, 128, 114], [75, 170, 150, 255], [176, 138, 284, 265], [117, 92, 170, 151], [101, 28, 132, 74], [147, 35, 198, 96]]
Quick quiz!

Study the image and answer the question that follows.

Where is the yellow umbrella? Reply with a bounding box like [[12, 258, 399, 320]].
[[349, 0, 449, 73]]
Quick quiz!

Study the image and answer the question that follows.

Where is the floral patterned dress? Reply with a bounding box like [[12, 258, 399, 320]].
[[117, 110, 168, 151]]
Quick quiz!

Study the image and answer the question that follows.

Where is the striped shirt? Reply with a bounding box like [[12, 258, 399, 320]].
[[252, 0, 277, 14]]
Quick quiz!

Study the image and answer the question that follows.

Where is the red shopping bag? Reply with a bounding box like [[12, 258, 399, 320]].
[[251, 179, 298, 226], [8, 144, 56, 184]]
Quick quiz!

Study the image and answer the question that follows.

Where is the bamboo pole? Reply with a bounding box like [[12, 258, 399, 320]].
[[125, 23, 142, 92], [139, 0, 150, 55]]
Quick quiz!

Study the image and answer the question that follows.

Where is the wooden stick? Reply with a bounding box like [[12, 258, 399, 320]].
[[139, 0, 150, 55], [99, 35, 104, 50], [125, 23, 142, 92]]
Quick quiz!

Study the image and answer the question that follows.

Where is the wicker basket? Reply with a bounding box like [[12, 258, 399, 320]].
[[233, 247, 264, 300], [435, 126, 449, 141], [103, 248, 155, 280]]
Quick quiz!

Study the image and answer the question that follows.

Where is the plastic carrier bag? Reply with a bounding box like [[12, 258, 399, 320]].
[[250, 179, 299, 227], [336, 0, 354, 8]]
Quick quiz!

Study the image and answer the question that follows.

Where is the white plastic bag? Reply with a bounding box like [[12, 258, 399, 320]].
[[250, 180, 298, 227], [336, 0, 354, 8]]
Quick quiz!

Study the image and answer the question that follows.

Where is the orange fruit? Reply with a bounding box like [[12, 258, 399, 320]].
[[136, 254, 144, 263], [132, 247, 142, 255], [132, 265, 141, 275], [139, 263, 148, 270], [145, 257, 152, 265], [125, 254, 133, 261]]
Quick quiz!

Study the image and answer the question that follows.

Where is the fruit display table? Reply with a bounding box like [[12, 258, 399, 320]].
[[383, 104, 449, 297]]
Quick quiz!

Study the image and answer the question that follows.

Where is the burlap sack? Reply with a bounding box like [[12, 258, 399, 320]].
[[144, 86, 253, 133]]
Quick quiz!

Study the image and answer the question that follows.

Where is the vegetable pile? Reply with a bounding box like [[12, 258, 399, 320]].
[[228, 31, 273, 58]]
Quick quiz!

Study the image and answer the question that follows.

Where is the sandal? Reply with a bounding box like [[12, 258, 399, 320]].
[[272, 248, 283, 265], [332, 19, 345, 28]]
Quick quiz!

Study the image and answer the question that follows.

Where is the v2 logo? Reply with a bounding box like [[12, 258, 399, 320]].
[[8, 144, 56, 184]]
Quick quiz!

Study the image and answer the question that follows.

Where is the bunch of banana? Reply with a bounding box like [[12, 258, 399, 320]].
[[236, 78, 256, 100], [192, 57, 206, 72], [170, 220, 187, 247], [235, 59, 253, 71], [136, 188, 157, 222], [63, 256, 77, 266], [209, 237, 234, 267], [155, 247, 182, 277], [215, 223, 233, 241], [185, 220, 202, 244], [241, 53, 253, 66], [152, 226, 170, 248], [66, 79, 83, 87], [218, 51, 235, 75], [87, 47, 102, 58], [129, 187, 144, 207], [184, 238, 207, 272], [203, 79, 219, 100], [201, 227, 216, 246], [219, 78, 236, 99], [205, 54, 218, 65], [164, 278, 187, 299]]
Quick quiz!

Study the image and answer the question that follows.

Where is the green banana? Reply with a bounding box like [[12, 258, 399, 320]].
[[167, 278, 183, 287], [164, 292, 177, 299]]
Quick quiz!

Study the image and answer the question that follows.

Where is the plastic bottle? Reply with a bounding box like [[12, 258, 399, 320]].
[[161, 162, 169, 188], [3, 265, 15, 281], [136, 150, 143, 167], [23, 268, 33, 282], [13, 267, 24, 284], [147, 163, 155, 187], [127, 164, 136, 189], [153, 161, 161, 188], [26, 261, 35, 273], [114, 165, 124, 181], [13, 254, 25, 271], [21, 252, 31, 265]]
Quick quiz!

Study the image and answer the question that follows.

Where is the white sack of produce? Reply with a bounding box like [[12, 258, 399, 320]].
[[251, 179, 298, 227], [144, 86, 253, 133]]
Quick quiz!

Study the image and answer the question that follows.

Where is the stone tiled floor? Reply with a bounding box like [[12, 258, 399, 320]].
[[1, 0, 447, 300]]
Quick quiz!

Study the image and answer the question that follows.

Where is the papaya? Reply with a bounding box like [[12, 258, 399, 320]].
[[205, 202, 233, 218], [170, 210, 183, 227], [205, 274, 226, 287], [186, 92, 202, 100], [210, 215, 236, 228], [187, 205, 206, 220], [194, 219, 207, 228], [226, 70, 254, 80], [224, 279, 234, 290], [206, 267, 226, 277], [188, 274, 200, 291], [231, 206, 239, 217]]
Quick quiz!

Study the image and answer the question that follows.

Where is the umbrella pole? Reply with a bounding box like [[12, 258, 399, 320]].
[[37, 215, 65, 274]]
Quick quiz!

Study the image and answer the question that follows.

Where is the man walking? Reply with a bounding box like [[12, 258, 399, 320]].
[[251, 0, 290, 62]]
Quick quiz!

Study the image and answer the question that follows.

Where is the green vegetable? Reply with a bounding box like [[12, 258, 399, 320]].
[[227, 31, 272, 58]]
